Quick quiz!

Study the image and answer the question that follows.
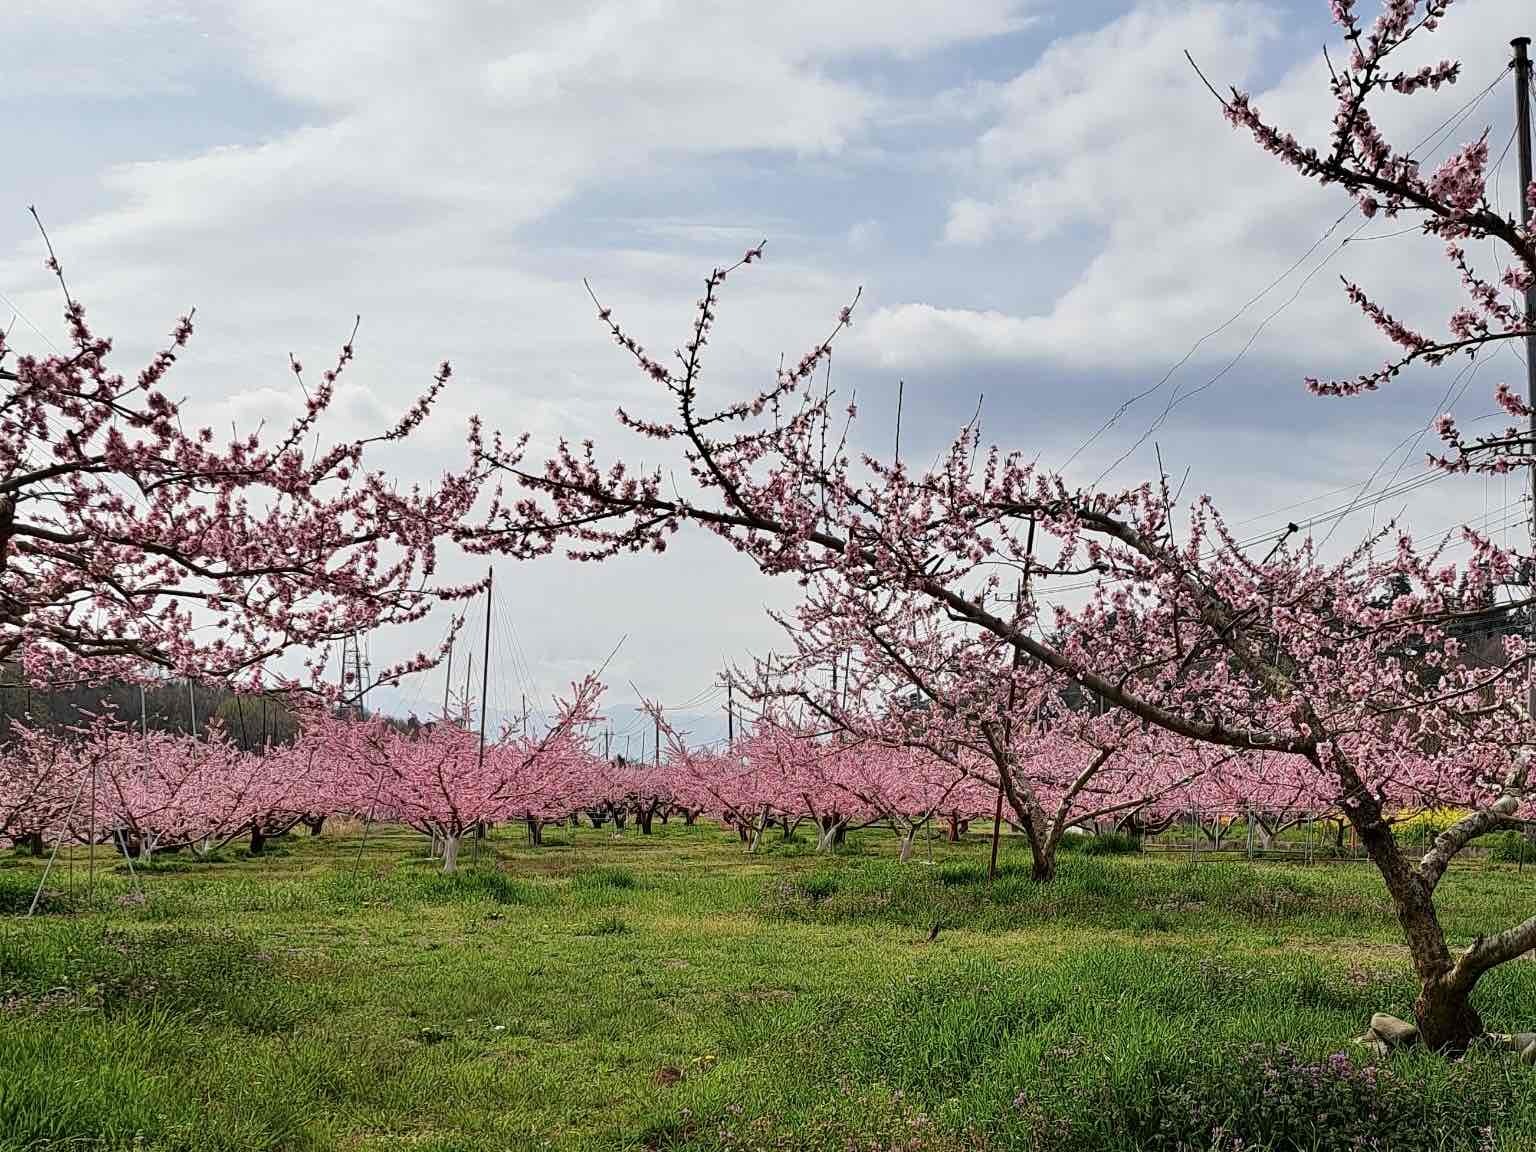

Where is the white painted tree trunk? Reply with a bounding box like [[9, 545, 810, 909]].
[[748, 807, 770, 854], [441, 834, 461, 873], [816, 818, 847, 853], [898, 828, 918, 862]]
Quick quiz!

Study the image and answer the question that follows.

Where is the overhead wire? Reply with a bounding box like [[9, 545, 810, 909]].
[[1317, 351, 1486, 552], [1059, 61, 1512, 482]]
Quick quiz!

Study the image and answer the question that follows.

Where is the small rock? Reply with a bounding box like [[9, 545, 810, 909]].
[[1369, 1013, 1418, 1049], [1488, 1032, 1536, 1053], [1352, 1032, 1389, 1056]]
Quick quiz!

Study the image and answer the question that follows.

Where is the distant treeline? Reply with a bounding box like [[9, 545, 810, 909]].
[[0, 666, 300, 749]]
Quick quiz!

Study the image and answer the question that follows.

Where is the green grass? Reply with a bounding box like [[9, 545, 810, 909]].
[[3, 823, 1535, 1150]]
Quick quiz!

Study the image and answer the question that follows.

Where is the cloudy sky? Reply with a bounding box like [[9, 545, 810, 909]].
[[4, 0, 1533, 749]]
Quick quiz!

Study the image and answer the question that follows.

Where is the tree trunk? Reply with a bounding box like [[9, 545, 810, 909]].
[[526, 815, 544, 846], [1029, 826, 1057, 884], [815, 814, 847, 852], [18, 830, 44, 856], [637, 807, 654, 835], [1338, 776, 1483, 1054], [748, 807, 771, 854], [1254, 818, 1276, 852], [114, 828, 141, 860], [1415, 975, 1483, 1054], [302, 815, 325, 836], [898, 828, 918, 862], [441, 834, 461, 873], [249, 826, 267, 855]]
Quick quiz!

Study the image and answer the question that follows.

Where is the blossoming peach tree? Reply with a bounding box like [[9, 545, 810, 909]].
[[0, 213, 487, 692], [464, 1, 1536, 1052]]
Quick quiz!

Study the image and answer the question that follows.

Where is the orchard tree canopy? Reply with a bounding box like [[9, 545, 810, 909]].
[[0, 217, 487, 690], [462, 0, 1536, 1053]]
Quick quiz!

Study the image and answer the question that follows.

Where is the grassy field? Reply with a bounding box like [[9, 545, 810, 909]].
[[3, 823, 1535, 1151]]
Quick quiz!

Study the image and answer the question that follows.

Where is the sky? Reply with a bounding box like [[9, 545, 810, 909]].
[[4, 0, 1535, 750]]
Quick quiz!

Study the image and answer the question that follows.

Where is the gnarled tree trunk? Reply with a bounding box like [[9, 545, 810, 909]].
[[1027, 817, 1058, 884], [1343, 778, 1484, 1053]]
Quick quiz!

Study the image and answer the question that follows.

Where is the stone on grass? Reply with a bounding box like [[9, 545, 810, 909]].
[[1368, 1013, 1418, 1049], [1352, 1032, 1390, 1056], [1488, 1032, 1536, 1053]]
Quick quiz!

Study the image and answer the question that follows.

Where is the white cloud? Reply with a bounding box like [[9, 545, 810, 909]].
[[1, 0, 1027, 711], [856, 301, 1046, 367], [9, 2, 211, 97], [858, 0, 1532, 383], [2, 0, 1522, 721], [847, 219, 882, 250]]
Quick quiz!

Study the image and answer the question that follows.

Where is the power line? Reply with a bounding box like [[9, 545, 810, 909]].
[[1092, 216, 1377, 488], [1060, 63, 1512, 480]]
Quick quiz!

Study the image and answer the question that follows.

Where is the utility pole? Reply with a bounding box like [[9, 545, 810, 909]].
[[726, 675, 735, 748], [338, 634, 353, 715], [187, 677, 197, 738], [654, 710, 661, 767], [442, 633, 455, 723], [359, 634, 371, 719], [604, 727, 612, 761], [522, 693, 528, 737], [477, 568, 492, 776], [462, 652, 473, 728], [87, 761, 96, 909], [1513, 37, 1536, 718]]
